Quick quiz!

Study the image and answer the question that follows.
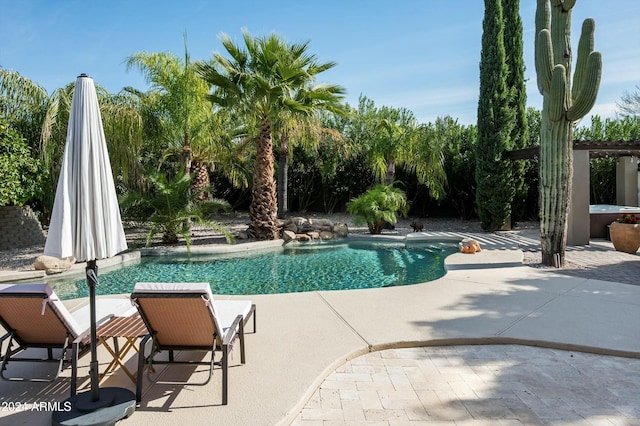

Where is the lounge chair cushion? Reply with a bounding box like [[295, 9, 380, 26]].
[[0, 283, 84, 339], [133, 282, 213, 295], [214, 300, 254, 334], [132, 282, 252, 336], [0, 283, 137, 344]]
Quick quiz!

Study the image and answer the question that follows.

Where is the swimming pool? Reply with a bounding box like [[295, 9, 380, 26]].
[[44, 239, 458, 300]]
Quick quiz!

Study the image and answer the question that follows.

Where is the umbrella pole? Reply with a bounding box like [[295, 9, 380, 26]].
[[53, 257, 136, 424], [86, 259, 100, 402]]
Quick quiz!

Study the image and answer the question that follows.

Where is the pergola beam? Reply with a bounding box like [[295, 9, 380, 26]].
[[508, 140, 640, 160]]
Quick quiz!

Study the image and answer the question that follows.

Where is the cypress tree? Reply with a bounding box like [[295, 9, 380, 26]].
[[502, 0, 529, 222], [476, 0, 515, 231]]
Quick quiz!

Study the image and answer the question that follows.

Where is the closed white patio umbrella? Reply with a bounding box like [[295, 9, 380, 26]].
[[45, 75, 127, 262], [46, 74, 135, 425]]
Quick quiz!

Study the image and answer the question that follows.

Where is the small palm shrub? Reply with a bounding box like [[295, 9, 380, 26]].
[[347, 184, 408, 234], [120, 171, 233, 251]]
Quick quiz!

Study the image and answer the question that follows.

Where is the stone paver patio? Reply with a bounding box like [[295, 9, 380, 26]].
[[293, 345, 640, 425]]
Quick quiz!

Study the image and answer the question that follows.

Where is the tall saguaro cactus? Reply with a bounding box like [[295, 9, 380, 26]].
[[535, 0, 602, 266]]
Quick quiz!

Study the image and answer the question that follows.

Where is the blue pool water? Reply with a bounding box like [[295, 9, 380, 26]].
[[46, 240, 457, 300]]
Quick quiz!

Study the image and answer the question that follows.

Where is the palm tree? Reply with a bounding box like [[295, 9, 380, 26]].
[[350, 96, 446, 198], [98, 89, 145, 192], [125, 35, 215, 182], [0, 67, 50, 148], [374, 112, 416, 185], [409, 119, 449, 201], [197, 30, 346, 240]]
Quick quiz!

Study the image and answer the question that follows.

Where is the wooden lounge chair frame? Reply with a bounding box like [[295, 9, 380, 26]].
[[131, 284, 256, 405]]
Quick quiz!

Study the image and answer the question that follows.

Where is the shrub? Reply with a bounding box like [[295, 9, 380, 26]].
[[347, 184, 408, 234], [0, 122, 46, 207], [120, 170, 233, 251]]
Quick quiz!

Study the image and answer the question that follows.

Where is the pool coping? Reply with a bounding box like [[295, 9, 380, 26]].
[[1, 233, 474, 285]]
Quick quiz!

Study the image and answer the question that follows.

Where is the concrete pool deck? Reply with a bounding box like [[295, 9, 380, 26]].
[[0, 232, 639, 425]]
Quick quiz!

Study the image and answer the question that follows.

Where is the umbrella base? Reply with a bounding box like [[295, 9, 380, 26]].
[[51, 387, 135, 426]]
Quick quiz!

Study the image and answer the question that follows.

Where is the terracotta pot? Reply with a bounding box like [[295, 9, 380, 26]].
[[609, 221, 640, 254]]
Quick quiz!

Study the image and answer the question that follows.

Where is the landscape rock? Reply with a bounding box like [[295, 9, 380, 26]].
[[291, 217, 309, 226], [309, 218, 331, 227], [283, 223, 298, 233], [282, 230, 296, 242], [34, 255, 76, 274], [274, 216, 351, 244], [319, 231, 334, 240], [333, 222, 349, 237]]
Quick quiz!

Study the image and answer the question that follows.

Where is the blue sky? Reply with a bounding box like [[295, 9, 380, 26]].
[[2, 0, 639, 126]]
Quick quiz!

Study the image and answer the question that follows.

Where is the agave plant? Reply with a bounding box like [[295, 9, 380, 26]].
[[120, 170, 233, 251], [347, 184, 408, 234]]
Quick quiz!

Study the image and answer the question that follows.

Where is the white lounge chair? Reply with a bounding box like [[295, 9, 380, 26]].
[[0, 283, 136, 396], [130, 282, 255, 405]]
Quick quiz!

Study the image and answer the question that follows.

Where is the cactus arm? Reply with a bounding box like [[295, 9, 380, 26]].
[[567, 51, 602, 121], [558, 0, 576, 11], [550, 65, 567, 122], [536, 29, 554, 93], [535, 0, 551, 95], [536, 0, 551, 33], [572, 18, 596, 102]]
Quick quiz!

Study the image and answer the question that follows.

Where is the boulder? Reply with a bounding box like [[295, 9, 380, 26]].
[[309, 218, 332, 227], [297, 224, 314, 233], [282, 230, 296, 242], [283, 223, 298, 233], [291, 217, 309, 226], [333, 222, 349, 237], [34, 255, 76, 274], [319, 231, 334, 240], [268, 217, 349, 244]]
